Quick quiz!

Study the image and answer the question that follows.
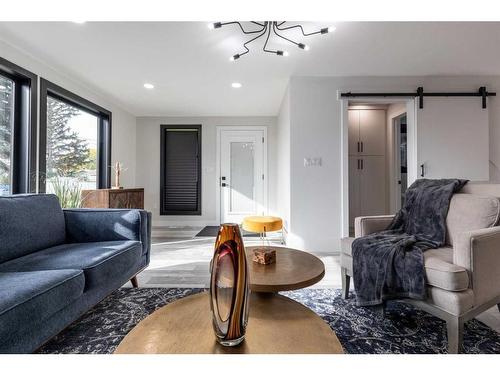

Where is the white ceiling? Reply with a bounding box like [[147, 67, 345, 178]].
[[1, 22, 500, 116]]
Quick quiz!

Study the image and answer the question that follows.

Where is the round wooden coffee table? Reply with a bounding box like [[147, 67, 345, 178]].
[[114, 292, 343, 354], [246, 246, 325, 293]]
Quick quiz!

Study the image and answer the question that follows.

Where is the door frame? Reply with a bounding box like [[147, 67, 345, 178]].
[[215, 126, 268, 224], [340, 97, 417, 238], [391, 112, 407, 212]]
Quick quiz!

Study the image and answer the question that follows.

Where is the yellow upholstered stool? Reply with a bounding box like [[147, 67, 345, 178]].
[[242, 216, 283, 243]]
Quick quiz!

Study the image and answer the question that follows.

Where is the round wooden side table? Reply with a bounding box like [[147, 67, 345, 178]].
[[114, 292, 343, 354], [246, 246, 325, 293]]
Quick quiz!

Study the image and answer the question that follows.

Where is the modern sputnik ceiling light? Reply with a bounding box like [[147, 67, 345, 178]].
[[208, 21, 335, 61]]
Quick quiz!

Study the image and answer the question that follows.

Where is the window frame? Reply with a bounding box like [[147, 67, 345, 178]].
[[0, 56, 38, 194], [160, 124, 202, 215], [39, 78, 112, 192]]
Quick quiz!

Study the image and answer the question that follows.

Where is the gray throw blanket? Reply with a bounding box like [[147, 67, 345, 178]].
[[352, 178, 468, 306]]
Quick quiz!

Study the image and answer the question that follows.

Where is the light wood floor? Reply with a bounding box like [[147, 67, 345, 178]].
[[133, 227, 500, 334]]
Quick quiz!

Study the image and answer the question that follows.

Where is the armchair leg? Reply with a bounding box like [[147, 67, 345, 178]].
[[341, 268, 350, 299], [497, 303, 500, 313], [447, 317, 464, 354], [130, 276, 139, 288]]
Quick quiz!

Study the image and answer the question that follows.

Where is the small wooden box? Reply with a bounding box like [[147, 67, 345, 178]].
[[252, 248, 276, 265]]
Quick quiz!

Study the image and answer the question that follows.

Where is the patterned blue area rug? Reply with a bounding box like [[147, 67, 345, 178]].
[[37, 288, 500, 354]]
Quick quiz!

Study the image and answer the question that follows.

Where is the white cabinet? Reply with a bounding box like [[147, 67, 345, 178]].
[[349, 109, 386, 156], [360, 156, 387, 216], [349, 109, 388, 229]]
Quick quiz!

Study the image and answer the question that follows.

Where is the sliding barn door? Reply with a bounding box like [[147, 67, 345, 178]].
[[416, 98, 489, 181]]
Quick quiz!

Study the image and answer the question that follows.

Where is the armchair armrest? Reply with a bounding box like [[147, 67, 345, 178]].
[[64, 209, 152, 256], [454, 226, 500, 305], [354, 215, 395, 238]]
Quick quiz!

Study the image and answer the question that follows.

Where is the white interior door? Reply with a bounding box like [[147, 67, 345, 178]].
[[220, 130, 265, 224], [416, 98, 489, 180]]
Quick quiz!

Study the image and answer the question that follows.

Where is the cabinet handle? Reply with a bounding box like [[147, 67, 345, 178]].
[[361, 159, 364, 170], [357, 142, 360, 153], [361, 142, 364, 153], [357, 159, 360, 169], [420, 164, 425, 177]]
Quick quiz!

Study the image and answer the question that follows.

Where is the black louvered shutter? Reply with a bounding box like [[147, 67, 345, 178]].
[[160, 125, 201, 215]]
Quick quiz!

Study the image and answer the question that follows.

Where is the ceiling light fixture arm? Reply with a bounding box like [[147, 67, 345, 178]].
[[274, 22, 321, 36], [272, 22, 301, 47], [220, 21, 266, 34]]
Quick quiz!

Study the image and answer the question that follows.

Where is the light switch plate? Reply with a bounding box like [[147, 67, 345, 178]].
[[304, 157, 322, 167]]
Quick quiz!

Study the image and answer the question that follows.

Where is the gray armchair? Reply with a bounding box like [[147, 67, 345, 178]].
[[340, 183, 500, 353]]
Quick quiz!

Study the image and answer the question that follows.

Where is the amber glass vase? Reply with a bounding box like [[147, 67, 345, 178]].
[[209, 223, 250, 346]]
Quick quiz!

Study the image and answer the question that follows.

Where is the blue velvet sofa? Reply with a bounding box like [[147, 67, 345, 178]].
[[0, 194, 151, 353]]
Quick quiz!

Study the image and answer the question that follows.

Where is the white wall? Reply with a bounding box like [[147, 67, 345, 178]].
[[275, 87, 291, 235], [136, 116, 277, 227], [0, 38, 137, 188], [288, 75, 500, 253]]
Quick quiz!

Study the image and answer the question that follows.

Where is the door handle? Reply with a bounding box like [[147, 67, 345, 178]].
[[420, 164, 425, 177]]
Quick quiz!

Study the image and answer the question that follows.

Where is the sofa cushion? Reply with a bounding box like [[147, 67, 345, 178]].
[[423, 247, 469, 291], [341, 238, 469, 292], [425, 286, 474, 315], [0, 241, 142, 291], [446, 194, 500, 246], [0, 270, 84, 343], [0, 194, 66, 264]]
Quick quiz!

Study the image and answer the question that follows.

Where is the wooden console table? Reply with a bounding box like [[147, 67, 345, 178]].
[[81, 188, 144, 209]]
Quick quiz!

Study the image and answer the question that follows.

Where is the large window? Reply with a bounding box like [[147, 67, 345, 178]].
[[39, 79, 111, 193], [45, 96, 99, 192], [0, 74, 14, 195], [0, 57, 37, 195]]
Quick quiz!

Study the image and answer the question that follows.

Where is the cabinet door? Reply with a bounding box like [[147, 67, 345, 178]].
[[360, 156, 387, 217], [127, 191, 144, 209], [359, 110, 386, 156], [348, 110, 360, 155], [349, 156, 361, 228], [109, 191, 129, 208]]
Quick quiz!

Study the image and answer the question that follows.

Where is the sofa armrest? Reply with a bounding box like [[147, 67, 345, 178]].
[[64, 209, 152, 256], [454, 226, 500, 305], [354, 215, 395, 238]]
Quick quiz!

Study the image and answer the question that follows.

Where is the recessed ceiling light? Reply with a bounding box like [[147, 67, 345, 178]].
[[231, 82, 242, 89], [73, 21, 86, 24], [143, 83, 155, 89]]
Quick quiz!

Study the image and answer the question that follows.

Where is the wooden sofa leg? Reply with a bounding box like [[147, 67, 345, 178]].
[[130, 276, 139, 288], [341, 268, 350, 299], [447, 317, 464, 354]]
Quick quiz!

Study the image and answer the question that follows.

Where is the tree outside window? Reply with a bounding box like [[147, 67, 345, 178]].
[[45, 96, 98, 205], [0, 75, 14, 196]]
